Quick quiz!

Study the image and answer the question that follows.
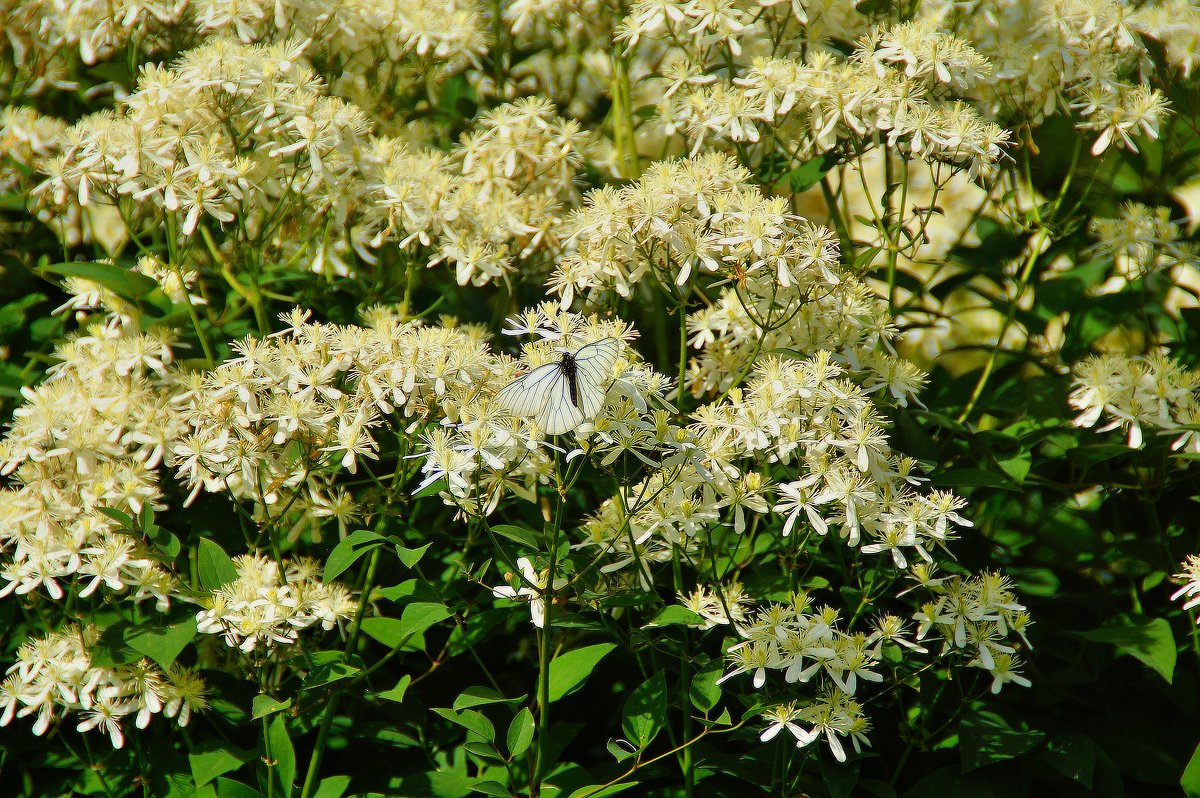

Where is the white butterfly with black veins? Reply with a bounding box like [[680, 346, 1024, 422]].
[[496, 338, 621, 435]]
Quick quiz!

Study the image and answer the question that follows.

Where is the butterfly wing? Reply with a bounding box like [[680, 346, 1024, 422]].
[[569, 338, 621, 420], [535, 369, 585, 435], [495, 361, 562, 419]]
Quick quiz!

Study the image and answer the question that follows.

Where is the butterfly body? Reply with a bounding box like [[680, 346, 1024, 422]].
[[559, 352, 581, 408], [495, 338, 620, 435]]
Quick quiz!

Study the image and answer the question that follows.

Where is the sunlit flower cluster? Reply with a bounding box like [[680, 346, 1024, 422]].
[[912, 569, 1033, 694], [724, 585, 1020, 762], [0, 327, 180, 606], [0, 0, 185, 100], [192, 0, 490, 109], [360, 97, 590, 285], [170, 307, 494, 527], [1069, 351, 1200, 451], [29, 36, 371, 268], [758, 691, 870, 764], [195, 554, 355, 653], [0, 626, 206, 749], [1089, 201, 1197, 286], [939, 0, 1171, 155]]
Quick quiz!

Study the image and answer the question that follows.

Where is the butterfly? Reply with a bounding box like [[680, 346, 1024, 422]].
[[495, 338, 621, 435]]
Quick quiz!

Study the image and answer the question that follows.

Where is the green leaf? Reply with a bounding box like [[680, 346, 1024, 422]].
[[453, 686, 526, 710], [301, 652, 359, 690], [621, 672, 667, 749], [490, 524, 540, 549], [568, 783, 640, 798], [251, 695, 292, 719], [214, 778, 264, 798], [197, 537, 239, 591], [413, 477, 448, 498], [190, 742, 256, 787], [644, 606, 703, 628], [375, 675, 412, 703], [995, 450, 1032, 484], [96, 506, 134, 529], [930, 468, 1019, 491], [1043, 733, 1096, 788], [782, 151, 837, 192], [468, 781, 512, 797], [1071, 614, 1176, 683], [264, 714, 296, 798], [547, 643, 616, 702], [401, 600, 453, 634], [360, 602, 452, 648], [606, 738, 638, 763], [397, 542, 431, 568], [324, 530, 387, 582], [432, 707, 495, 742], [689, 660, 724, 713], [38, 261, 173, 316], [311, 775, 351, 798], [89, 622, 138, 668], [819, 756, 861, 798], [124, 617, 197, 669], [507, 708, 535, 758], [959, 711, 1046, 773], [1182, 740, 1200, 798]]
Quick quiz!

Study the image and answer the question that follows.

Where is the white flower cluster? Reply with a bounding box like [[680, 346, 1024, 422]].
[[0, 626, 206, 749], [758, 690, 870, 764], [729, 570, 1030, 760], [1089, 201, 1198, 285], [1069, 351, 1200, 451], [32, 37, 371, 256], [912, 569, 1033, 694], [549, 156, 927, 405], [170, 307, 493, 528], [0, 328, 180, 606], [195, 554, 355, 653], [679, 582, 753, 630], [18, 37, 588, 288], [1172, 555, 1200, 616], [943, 0, 1171, 155], [360, 97, 590, 286], [617, 7, 1008, 170], [191, 0, 490, 99], [0, 0, 486, 111], [0, 0, 185, 98]]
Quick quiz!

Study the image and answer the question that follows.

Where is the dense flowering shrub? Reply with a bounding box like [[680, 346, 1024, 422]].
[[1, 1, 1199, 797]]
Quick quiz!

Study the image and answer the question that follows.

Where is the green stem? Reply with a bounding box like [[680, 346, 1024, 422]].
[[955, 227, 1050, 424], [400, 256, 419, 318], [298, 547, 382, 798], [671, 546, 695, 798], [532, 456, 569, 795], [677, 301, 689, 404], [166, 215, 215, 367], [610, 47, 641, 180]]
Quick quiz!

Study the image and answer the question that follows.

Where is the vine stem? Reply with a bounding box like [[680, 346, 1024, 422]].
[[531, 452, 569, 796], [610, 46, 641, 180], [298, 547, 381, 798], [955, 226, 1050, 424], [166, 214, 215, 367]]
